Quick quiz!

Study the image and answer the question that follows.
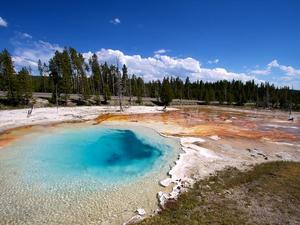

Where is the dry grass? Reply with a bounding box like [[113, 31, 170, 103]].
[[137, 161, 300, 225]]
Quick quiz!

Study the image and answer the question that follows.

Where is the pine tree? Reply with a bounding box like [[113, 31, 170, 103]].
[[122, 64, 128, 96], [0, 49, 20, 104], [18, 67, 32, 104], [38, 59, 47, 92], [184, 77, 191, 99], [116, 62, 123, 111], [78, 53, 90, 100], [1, 47, 299, 108], [236, 81, 246, 106], [61, 49, 72, 103], [204, 89, 210, 104], [101, 62, 109, 88], [49, 51, 62, 106], [69, 48, 79, 93], [109, 65, 116, 96], [136, 77, 144, 104], [68, 48, 90, 100], [90, 54, 102, 93], [160, 77, 173, 107], [103, 83, 111, 104]]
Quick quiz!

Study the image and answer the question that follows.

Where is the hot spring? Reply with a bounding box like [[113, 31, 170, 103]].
[[0, 124, 180, 224]]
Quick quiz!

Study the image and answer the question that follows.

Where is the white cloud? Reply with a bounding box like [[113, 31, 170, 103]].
[[267, 59, 300, 77], [154, 49, 167, 55], [250, 59, 300, 77], [248, 59, 300, 89], [11, 33, 300, 88], [0, 16, 8, 27], [11, 34, 62, 70], [250, 69, 270, 75], [7, 31, 264, 84], [208, 59, 219, 64], [278, 65, 300, 77], [110, 18, 121, 25], [7, 27, 300, 89], [7, 34, 273, 85], [83, 49, 259, 82], [14, 31, 33, 39], [249, 60, 275, 75], [21, 32, 32, 39], [267, 59, 279, 68], [198, 68, 257, 82]]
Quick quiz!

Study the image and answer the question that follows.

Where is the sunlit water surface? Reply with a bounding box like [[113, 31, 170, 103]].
[[0, 124, 180, 224]]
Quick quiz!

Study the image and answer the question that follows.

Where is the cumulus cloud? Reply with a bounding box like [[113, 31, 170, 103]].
[[7, 30, 262, 83], [11, 34, 62, 70], [250, 59, 300, 78], [83, 49, 258, 82], [8, 33, 266, 85], [250, 69, 270, 75], [10, 37, 300, 89], [0, 16, 8, 27], [269, 60, 300, 76], [154, 49, 167, 55], [110, 18, 121, 25], [14, 40, 62, 68], [11, 32, 300, 88], [7, 31, 265, 85], [267, 59, 279, 68], [208, 59, 219, 64], [275, 64, 300, 77], [197, 68, 257, 82], [267, 59, 300, 77], [248, 59, 300, 88]]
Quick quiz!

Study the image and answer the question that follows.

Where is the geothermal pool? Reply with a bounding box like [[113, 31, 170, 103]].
[[0, 124, 180, 224]]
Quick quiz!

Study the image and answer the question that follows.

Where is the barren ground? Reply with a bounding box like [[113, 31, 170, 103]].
[[1, 105, 300, 224]]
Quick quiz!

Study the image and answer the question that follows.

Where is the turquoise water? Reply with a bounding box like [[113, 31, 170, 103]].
[[0, 124, 180, 224], [1, 125, 176, 189], [17, 126, 168, 185]]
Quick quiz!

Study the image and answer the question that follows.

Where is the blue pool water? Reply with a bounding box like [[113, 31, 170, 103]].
[[10, 125, 173, 186], [0, 124, 180, 224]]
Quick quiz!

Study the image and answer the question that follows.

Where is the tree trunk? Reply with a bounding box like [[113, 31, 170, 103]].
[[129, 76, 132, 105], [56, 84, 58, 111]]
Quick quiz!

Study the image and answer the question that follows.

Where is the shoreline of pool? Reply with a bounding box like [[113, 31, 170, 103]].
[[0, 105, 178, 133], [0, 106, 211, 223], [0, 121, 183, 224], [1, 106, 300, 224]]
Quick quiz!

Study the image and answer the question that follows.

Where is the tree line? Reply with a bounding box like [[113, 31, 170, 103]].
[[1, 48, 300, 109]]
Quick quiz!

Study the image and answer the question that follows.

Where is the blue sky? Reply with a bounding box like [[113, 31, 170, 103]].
[[1, 0, 300, 88]]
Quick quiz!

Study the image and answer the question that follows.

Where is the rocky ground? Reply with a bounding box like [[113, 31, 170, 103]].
[[0, 105, 177, 133], [1, 105, 300, 224], [95, 106, 300, 224]]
